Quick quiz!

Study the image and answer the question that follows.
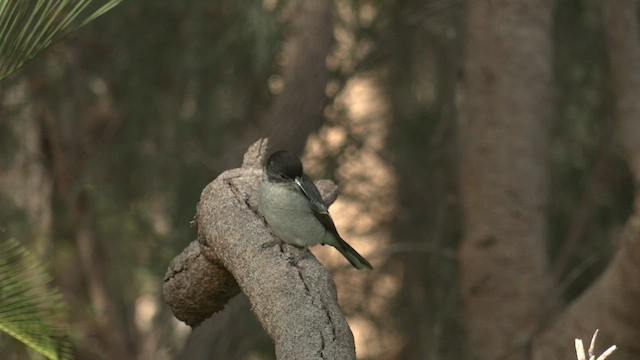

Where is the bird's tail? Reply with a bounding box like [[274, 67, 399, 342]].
[[335, 238, 373, 270]]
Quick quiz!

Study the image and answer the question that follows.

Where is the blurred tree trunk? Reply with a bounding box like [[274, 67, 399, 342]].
[[385, 0, 463, 358], [531, 1, 640, 358], [38, 99, 133, 359], [458, 1, 554, 359], [217, 0, 333, 170], [178, 296, 266, 360], [0, 79, 53, 255]]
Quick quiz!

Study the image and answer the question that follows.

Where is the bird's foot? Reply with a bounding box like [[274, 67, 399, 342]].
[[287, 251, 312, 267], [261, 240, 280, 250]]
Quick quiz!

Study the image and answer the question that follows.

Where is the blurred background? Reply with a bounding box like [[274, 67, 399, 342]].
[[1, 0, 636, 359]]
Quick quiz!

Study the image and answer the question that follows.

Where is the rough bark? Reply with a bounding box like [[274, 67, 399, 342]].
[[163, 240, 240, 327], [532, 1, 640, 358], [164, 139, 355, 360], [458, 1, 554, 359]]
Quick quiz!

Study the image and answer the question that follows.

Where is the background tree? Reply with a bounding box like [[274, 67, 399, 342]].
[[458, 1, 554, 358]]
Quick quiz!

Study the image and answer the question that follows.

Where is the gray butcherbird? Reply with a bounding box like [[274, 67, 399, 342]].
[[258, 151, 373, 270]]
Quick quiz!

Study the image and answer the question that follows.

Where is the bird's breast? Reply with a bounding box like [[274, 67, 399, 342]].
[[258, 180, 327, 247]]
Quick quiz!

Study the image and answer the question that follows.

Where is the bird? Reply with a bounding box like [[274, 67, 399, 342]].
[[258, 150, 373, 270]]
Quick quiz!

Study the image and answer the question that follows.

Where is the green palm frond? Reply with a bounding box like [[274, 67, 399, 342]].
[[0, 0, 123, 80], [0, 238, 73, 360]]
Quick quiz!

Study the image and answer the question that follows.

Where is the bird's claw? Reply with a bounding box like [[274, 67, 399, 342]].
[[286, 251, 312, 267], [261, 240, 280, 250]]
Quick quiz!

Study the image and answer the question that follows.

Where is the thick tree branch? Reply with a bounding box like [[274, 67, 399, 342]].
[[164, 139, 354, 359], [163, 240, 240, 327]]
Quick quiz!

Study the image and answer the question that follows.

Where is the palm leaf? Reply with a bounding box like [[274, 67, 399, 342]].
[[0, 238, 73, 360], [0, 0, 123, 80]]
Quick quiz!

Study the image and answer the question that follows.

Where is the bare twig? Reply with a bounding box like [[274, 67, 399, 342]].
[[575, 329, 617, 360]]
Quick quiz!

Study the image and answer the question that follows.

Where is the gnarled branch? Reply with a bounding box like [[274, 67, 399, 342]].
[[163, 139, 354, 359]]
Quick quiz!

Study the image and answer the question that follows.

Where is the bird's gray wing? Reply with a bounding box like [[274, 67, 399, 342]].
[[294, 175, 341, 241], [295, 175, 373, 269]]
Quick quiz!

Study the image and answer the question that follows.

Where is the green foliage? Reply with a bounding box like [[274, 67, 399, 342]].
[[0, 238, 73, 359], [0, 0, 122, 80]]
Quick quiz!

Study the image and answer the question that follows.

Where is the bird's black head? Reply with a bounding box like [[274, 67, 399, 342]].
[[265, 151, 303, 181]]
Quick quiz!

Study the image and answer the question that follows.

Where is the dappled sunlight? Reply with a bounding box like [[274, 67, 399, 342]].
[[135, 293, 158, 332], [305, 73, 402, 358]]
